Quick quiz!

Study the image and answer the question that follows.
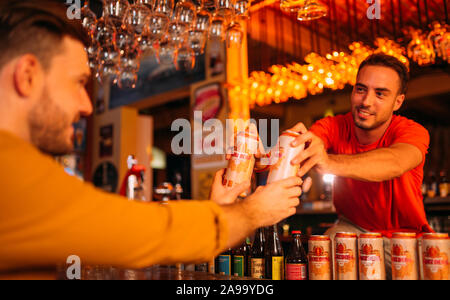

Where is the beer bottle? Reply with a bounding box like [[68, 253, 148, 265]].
[[216, 248, 232, 276], [232, 238, 250, 277], [265, 225, 284, 280], [285, 231, 308, 280], [250, 228, 265, 279]]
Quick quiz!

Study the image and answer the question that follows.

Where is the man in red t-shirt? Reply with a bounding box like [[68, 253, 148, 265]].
[[288, 53, 431, 279]]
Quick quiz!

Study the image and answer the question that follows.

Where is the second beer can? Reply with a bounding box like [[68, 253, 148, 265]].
[[358, 232, 386, 280], [335, 232, 358, 280], [266, 130, 304, 184], [308, 235, 332, 280], [391, 232, 419, 280], [421, 232, 449, 280]]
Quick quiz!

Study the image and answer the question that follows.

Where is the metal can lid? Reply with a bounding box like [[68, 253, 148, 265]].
[[422, 232, 449, 240], [282, 130, 301, 137], [335, 232, 357, 238], [359, 232, 383, 239], [309, 235, 330, 241], [237, 130, 259, 141], [392, 232, 416, 239]]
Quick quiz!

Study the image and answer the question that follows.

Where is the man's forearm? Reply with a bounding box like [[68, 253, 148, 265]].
[[327, 147, 409, 182], [220, 202, 258, 249]]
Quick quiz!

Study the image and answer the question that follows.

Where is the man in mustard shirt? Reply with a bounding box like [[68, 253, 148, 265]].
[[0, 0, 302, 274]]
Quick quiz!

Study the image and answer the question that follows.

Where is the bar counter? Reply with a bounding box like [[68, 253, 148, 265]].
[[0, 266, 259, 280]]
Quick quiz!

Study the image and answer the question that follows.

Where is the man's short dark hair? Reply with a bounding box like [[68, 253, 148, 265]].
[[0, 0, 90, 70], [357, 53, 410, 95]]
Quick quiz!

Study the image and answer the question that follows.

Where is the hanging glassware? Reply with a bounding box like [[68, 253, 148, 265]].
[[125, 3, 151, 36], [234, 0, 251, 20], [209, 13, 226, 40], [175, 0, 197, 28], [135, 0, 155, 11], [80, 0, 97, 36], [102, 0, 131, 27], [154, 0, 175, 18], [297, 0, 327, 21], [226, 21, 243, 47], [174, 45, 196, 71]]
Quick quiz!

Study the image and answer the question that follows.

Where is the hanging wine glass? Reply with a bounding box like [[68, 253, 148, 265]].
[[158, 41, 176, 66], [209, 13, 226, 40], [187, 30, 207, 55], [117, 71, 138, 89], [154, 0, 175, 19], [118, 47, 141, 89], [234, 0, 251, 20], [215, 0, 235, 25], [175, 0, 197, 29], [280, 0, 306, 13], [194, 7, 212, 32], [135, 0, 155, 11], [226, 21, 243, 47], [174, 45, 196, 71], [167, 21, 189, 48], [116, 23, 136, 56], [297, 0, 327, 21], [125, 3, 151, 36], [80, 0, 97, 36], [148, 13, 170, 41], [203, 0, 216, 11], [102, 0, 131, 27], [98, 44, 120, 84], [93, 17, 117, 48]]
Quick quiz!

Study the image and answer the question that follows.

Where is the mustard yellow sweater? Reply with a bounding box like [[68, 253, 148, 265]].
[[0, 130, 228, 271]]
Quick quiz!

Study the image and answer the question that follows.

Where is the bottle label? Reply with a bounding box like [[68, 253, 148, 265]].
[[233, 255, 244, 277], [250, 258, 264, 279], [218, 255, 231, 275], [272, 256, 284, 280], [286, 263, 307, 280]]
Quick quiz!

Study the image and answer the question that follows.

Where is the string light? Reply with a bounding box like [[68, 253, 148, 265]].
[[230, 24, 448, 108]]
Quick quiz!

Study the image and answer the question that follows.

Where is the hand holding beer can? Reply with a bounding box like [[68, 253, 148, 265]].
[[266, 130, 305, 184]]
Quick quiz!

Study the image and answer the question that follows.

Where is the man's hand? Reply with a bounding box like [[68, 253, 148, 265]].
[[210, 169, 250, 205], [242, 176, 303, 229], [288, 122, 330, 177]]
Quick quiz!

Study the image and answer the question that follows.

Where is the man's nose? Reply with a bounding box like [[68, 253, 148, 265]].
[[79, 88, 93, 117], [361, 90, 375, 107]]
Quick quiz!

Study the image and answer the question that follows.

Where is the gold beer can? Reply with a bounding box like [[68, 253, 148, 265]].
[[266, 130, 304, 184], [358, 232, 385, 280], [308, 235, 332, 280], [335, 232, 358, 280], [223, 129, 259, 195], [421, 233, 449, 280], [391, 232, 419, 280]]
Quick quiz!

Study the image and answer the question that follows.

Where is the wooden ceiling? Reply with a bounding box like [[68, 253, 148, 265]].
[[247, 0, 449, 72]]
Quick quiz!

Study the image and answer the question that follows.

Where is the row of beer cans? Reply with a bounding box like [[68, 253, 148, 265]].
[[308, 232, 449, 280]]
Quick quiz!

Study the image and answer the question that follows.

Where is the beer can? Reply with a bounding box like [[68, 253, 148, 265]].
[[223, 129, 259, 194], [335, 232, 358, 280], [358, 232, 385, 280], [391, 232, 419, 280], [308, 235, 332, 280], [266, 130, 305, 184], [421, 233, 449, 280]]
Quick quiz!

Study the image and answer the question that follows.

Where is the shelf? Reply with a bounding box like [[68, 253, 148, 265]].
[[424, 196, 450, 205]]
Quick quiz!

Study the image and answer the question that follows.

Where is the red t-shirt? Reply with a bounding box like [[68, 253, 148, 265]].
[[310, 112, 432, 236]]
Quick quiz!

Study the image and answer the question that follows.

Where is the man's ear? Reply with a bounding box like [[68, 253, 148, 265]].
[[13, 54, 43, 98], [393, 93, 405, 112]]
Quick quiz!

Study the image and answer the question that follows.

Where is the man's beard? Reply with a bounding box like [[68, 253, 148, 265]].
[[27, 88, 75, 156], [353, 107, 388, 131]]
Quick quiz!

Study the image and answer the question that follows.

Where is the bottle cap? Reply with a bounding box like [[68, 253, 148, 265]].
[[291, 230, 301, 235]]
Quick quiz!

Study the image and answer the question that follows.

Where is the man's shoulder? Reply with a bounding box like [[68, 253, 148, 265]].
[[390, 114, 428, 133]]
